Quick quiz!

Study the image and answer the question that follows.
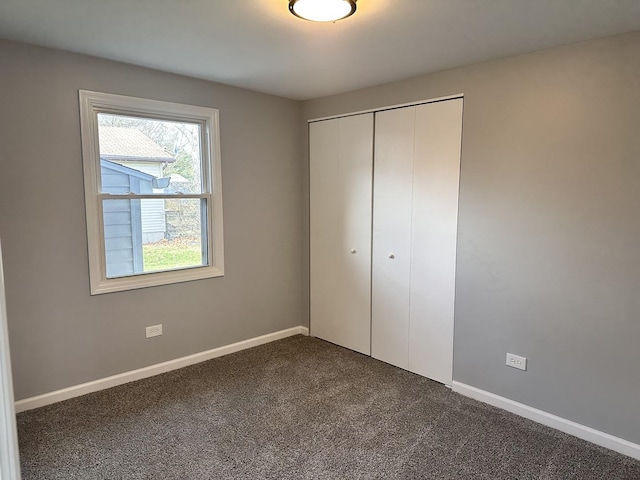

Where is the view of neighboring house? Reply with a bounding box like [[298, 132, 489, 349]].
[[98, 127, 175, 243], [100, 159, 155, 278]]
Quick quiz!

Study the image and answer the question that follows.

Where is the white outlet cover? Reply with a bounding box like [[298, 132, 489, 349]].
[[506, 353, 527, 371], [145, 324, 163, 338]]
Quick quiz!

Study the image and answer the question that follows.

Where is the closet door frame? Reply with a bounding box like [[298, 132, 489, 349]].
[[308, 93, 464, 384]]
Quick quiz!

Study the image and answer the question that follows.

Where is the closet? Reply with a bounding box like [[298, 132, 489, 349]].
[[309, 97, 463, 385]]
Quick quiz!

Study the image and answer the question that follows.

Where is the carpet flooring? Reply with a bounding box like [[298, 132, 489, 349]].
[[17, 335, 640, 479]]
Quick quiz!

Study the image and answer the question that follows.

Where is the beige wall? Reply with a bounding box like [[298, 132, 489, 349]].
[[0, 39, 304, 400], [302, 31, 640, 444]]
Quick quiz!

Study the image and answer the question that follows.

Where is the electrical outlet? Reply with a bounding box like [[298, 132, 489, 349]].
[[145, 324, 163, 338], [506, 353, 527, 371]]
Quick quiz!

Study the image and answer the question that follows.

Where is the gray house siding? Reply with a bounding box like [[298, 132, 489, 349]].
[[109, 161, 167, 243], [100, 160, 154, 278]]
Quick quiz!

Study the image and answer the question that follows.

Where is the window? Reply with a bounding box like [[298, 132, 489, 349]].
[[79, 91, 224, 294]]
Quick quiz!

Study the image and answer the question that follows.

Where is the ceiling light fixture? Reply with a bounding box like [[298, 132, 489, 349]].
[[289, 0, 357, 22]]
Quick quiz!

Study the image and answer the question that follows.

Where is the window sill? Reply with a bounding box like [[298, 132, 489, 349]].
[[90, 265, 224, 295]]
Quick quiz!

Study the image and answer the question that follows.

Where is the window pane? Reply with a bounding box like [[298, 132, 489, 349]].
[[103, 198, 208, 278], [97, 113, 203, 195]]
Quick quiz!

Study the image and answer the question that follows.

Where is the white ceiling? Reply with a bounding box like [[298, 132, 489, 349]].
[[1, 1, 640, 100]]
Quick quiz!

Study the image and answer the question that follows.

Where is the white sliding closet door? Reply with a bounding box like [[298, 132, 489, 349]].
[[371, 107, 415, 369], [408, 99, 463, 385], [309, 114, 373, 355], [372, 98, 462, 385]]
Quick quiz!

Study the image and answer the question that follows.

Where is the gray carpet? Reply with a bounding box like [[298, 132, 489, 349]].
[[17, 335, 640, 479]]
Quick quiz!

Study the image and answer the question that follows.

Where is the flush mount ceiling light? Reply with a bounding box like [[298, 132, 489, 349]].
[[289, 0, 357, 22]]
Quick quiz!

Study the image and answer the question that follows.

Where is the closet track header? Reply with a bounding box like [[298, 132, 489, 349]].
[[307, 93, 464, 123]]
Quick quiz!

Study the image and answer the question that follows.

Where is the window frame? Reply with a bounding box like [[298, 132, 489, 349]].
[[79, 90, 224, 295]]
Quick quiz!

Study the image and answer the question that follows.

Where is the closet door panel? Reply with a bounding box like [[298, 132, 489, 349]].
[[336, 114, 374, 355], [310, 119, 341, 348], [409, 99, 463, 384], [309, 114, 373, 355], [371, 107, 415, 369]]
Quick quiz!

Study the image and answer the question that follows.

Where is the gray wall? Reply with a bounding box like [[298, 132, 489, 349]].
[[2, 30, 640, 447], [0, 39, 304, 400], [302, 31, 640, 444]]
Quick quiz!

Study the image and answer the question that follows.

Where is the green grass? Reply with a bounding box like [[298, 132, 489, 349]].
[[143, 241, 202, 272]]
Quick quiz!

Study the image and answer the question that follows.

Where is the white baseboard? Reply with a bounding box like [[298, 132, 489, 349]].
[[15, 326, 309, 413], [452, 381, 640, 461]]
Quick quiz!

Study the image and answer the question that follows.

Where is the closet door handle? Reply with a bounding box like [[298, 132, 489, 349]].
[[388, 253, 395, 259], [350, 249, 357, 254]]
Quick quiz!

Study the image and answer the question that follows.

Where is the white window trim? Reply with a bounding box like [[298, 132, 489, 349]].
[[79, 90, 224, 295]]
